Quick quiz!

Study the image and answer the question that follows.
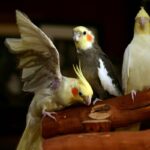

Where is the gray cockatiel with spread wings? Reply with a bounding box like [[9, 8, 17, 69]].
[[5, 11, 93, 150]]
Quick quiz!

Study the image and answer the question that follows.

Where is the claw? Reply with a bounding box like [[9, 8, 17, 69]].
[[131, 90, 136, 102], [42, 111, 57, 121], [92, 98, 103, 105]]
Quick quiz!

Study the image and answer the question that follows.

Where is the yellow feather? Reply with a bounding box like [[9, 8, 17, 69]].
[[73, 26, 94, 50], [73, 63, 93, 96], [134, 7, 150, 34], [135, 7, 150, 19]]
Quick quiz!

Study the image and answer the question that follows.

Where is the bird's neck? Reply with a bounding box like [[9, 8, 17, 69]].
[[75, 40, 94, 50], [134, 23, 150, 34]]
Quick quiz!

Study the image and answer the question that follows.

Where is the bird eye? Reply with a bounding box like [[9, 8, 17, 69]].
[[79, 91, 83, 96], [83, 31, 86, 35]]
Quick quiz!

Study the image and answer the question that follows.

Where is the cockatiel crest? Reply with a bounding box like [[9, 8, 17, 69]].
[[73, 26, 95, 50], [135, 6, 149, 19], [5, 10, 93, 150], [134, 7, 150, 33], [73, 64, 93, 96]]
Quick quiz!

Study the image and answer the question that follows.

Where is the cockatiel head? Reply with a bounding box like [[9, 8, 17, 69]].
[[73, 26, 95, 50], [135, 7, 150, 34], [72, 64, 93, 105]]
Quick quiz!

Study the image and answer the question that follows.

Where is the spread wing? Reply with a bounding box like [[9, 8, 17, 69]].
[[5, 10, 62, 92]]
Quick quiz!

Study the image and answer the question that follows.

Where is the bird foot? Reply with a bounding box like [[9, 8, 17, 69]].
[[131, 90, 136, 102], [42, 111, 57, 121], [92, 98, 103, 105]]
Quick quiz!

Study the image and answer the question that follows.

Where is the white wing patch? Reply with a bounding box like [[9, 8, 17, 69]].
[[98, 59, 120, 96]]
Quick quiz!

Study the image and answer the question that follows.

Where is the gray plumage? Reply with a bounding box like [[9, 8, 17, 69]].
[[73, 26, 122, 99]]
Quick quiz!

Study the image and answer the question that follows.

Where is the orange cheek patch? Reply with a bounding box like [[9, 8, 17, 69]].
[[86, 34, 93, 42], [72, 87, 78, 96]]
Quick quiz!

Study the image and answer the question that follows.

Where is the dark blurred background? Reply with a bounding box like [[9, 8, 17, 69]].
[[0, 0, 150, 149]]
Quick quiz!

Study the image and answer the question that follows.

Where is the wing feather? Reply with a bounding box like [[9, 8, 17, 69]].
[[122, 46, 130, 94], [5, 10, 62, 92]]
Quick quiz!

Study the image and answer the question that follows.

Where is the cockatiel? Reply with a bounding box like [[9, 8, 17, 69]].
[[73, 26, 122, 100], [122, 7, 150, 99], [5, 10, 93, 150]]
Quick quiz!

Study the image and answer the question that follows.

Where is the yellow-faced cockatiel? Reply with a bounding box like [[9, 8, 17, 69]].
[[5, 10, 93, 150], [73, 26, 122, 100], [122, 7, 150, 99]]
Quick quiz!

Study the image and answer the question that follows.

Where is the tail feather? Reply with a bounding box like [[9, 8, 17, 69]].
[[17, 120, 42, 150]]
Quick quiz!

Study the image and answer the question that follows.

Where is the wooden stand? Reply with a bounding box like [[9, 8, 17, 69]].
[[43, 130, 150, 150], [42, 90, 150, 149]]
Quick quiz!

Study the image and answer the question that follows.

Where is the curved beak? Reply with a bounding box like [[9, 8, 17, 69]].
[[83, 96, 92, 106], [73, 32, 80, 42], [140, 17, 146, 28]]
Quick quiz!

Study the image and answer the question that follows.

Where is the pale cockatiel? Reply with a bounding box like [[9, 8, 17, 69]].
[[5, 10, 93, 150], [73, 26, 122, 100], [122, 7, 150, 99]]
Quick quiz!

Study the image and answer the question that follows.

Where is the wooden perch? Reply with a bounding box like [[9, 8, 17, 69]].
[[42, 90, 150, 138], [43, 130, 150, 150]]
